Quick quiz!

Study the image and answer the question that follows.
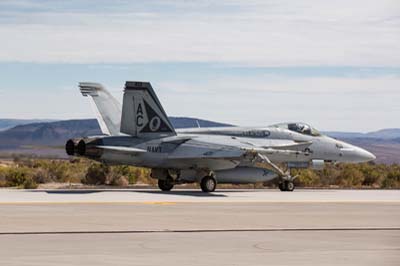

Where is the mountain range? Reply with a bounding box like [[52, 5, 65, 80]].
[[0, 117, 231, 148], [0, 118, 399, 164], [324, 129, 400, 140], [0, 119, 55, 131]]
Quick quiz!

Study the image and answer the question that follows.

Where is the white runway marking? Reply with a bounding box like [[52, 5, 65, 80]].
[[0, 227, 399, 236]]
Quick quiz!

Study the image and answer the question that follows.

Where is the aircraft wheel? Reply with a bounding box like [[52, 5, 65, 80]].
[[279, 181, 295, 192], [200, 176, 217, 192], [158, 177, 174, 191], [285, 181, 295, 192]]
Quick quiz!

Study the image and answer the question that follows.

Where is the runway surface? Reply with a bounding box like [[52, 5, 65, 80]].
[[0, 189, 399, 265]]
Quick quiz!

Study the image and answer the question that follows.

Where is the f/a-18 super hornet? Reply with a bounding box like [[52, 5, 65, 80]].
[[67, 82, 376, 192]]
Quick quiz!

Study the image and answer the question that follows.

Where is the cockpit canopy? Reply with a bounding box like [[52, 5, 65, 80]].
[[272, 122, 322, 137]]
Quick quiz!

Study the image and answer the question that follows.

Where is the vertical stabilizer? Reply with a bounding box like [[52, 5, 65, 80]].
[[79, 82, 122, 136], [120, 81, 176, 138]]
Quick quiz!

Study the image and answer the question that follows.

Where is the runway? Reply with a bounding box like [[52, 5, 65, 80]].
[[0, 189, 399, 265]]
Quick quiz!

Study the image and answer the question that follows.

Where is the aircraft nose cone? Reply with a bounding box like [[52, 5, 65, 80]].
[[355, 148, 376, 162]]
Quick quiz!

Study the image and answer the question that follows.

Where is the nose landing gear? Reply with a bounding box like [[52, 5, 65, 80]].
[[249, 152, 297, 192]]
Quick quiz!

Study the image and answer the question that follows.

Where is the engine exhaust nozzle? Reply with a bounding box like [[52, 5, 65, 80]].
[[66, 137, 103, 158], [77, 139, 86, 156], [65, 138, 82, 156]]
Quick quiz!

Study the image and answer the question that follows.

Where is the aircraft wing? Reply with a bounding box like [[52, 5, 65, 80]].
[[231, 138, 312, 151], [95, 146, 147, 154], [266, 140, 312, 150], [167, 141, 245, 160], [166, 136, 311, 160]]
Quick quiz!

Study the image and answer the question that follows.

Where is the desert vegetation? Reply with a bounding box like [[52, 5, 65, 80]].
[[0, 156, 399, 189], [0, 156, 153, 189], [292, 163, 400, 189]]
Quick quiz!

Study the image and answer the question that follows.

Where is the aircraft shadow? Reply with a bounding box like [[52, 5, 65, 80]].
[[32, 189, 238, 197], [37, 190, 102, 194], [134, 190, 227, 197]]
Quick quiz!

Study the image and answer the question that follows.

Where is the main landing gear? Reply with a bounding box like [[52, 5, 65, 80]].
[[157, 175, 217, 192], [200, 176, 217, 193], [158, 177, 174, 191], [278, 180, 295, 192], [158, 175, 217, 193]]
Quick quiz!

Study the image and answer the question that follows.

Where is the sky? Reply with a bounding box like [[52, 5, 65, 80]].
[[0, 0, 399, 132]]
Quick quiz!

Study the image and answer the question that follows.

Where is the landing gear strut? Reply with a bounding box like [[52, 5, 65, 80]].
[[158, 177, 174, 191], [279, 180, 295, 192], [250, 153, 296, 192], [200, 176, 217, 192]]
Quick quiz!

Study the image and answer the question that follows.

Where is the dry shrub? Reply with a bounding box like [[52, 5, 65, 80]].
[[22, 178, 38, 189], [3, 167, 38, 188], [82, 163, 109, 185], [111, 176, 129, 187], [32, 167, 51, 184]]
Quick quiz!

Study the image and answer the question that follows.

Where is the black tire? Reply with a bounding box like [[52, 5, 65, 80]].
[[200, 176, 217, 192], [278, 182, 285, 191], [158, 177, 174, 191], [284, 181, 295, 192]]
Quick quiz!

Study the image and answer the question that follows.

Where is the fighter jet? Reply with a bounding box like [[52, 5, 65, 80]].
[[67, 81, 376, 192]]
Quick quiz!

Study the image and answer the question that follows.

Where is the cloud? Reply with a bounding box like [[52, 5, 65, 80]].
[[156, 74, 400, 131], [0, 0, 399, 66], [158, 74, 400, 94]]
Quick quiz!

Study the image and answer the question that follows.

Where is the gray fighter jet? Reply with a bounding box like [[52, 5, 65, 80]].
[[67, 81, 376, 192]]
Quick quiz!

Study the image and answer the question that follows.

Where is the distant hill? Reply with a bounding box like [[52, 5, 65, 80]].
[[0, 117, 232, 149], [325, 129, 400, 140], [0, 119, 55, 131], [0, 119, 100, 148], [366, 129, 400, 139]]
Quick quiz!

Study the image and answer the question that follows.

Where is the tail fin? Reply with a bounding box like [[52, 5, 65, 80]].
[[79, 82, 122, 136], [120, 81, 176, 138]]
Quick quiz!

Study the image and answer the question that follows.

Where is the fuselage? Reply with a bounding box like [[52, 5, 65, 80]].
[[177, 125, 376, 164]]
